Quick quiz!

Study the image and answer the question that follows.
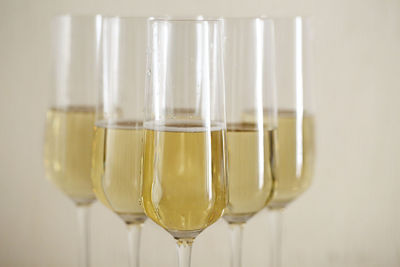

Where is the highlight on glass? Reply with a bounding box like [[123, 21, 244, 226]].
[[266, 16, 316, 267], [223, 17, 278, 267], [91, 16, 149, 267], [142, 18, 227, 267], [43, 14, 102, 267]]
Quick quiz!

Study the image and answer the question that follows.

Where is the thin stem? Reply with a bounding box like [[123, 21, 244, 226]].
[[269, 209, 284, 267], [229, 223, 244, 267], [126, 223, 143, 267], [176, 239, 193, 267], [76, 204, 91, 267]]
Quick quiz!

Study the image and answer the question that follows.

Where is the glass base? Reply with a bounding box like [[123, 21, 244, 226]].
[[168, 229, 201, 240], [267, 203, 288, 210], [224, 213, 254, 224], [73, 197, 95, 206], [118, 213, 147, 225]]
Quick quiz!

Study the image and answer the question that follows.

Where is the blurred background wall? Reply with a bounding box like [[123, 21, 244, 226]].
[[0, 0, 399, 266]]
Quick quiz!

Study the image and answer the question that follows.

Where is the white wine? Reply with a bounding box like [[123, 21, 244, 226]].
[[224, 123, 276, 224], [142, 122, 227, 239], [268, 111, 315, 209], [91, 121, 146, 224], [44, 106, 96, 205]]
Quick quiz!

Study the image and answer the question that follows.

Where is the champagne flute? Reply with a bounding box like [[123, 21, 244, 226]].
[[223, 18, 277, 267], [142, 18, 227, 267], [267, 17, 316, 267], [43, 14, 102, 267], [91, 17, 148, 267]]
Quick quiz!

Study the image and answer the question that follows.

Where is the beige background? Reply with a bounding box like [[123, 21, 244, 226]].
[[1, 0, 399, 266]]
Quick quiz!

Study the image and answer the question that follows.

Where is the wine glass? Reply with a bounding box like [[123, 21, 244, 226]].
[[223, 18, 277, 267], [267, 16, 316, 267], [43, 14, 102, 267], [142, 18, 227, 267], [91, 17, 148, 267]]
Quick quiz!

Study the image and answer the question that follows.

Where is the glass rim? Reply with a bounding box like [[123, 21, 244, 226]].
[[53, 13, 102, 20], [101, 15, 150, 20], [222, 15, 311, 19], [222, 17, 274, 24], [261, 15, 313, 21], [150, 16, 223, 23], [223, 16, 270, 20]]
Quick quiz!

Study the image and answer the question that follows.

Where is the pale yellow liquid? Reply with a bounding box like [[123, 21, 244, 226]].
[[224, 123, 276, 224], [268, 111, 315, 209], [142, 123, 227, 239], [44, 106, 96, 205], [91, 121, 146, 224]]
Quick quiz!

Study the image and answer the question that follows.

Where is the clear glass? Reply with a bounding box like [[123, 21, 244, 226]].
[[222, 18, 277, 267], [92, 16, 148, 267], [43, 14, 102, 267], [142, 18, 227, 267], [267, 16, 316, 267]]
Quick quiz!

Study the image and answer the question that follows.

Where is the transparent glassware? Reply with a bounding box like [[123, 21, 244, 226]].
[[142, 18, 227, 267], [222, 17, 278, 267], [267, 16, 316, 267], [43, 14, 102, 267], [92, 16, 148, 267]]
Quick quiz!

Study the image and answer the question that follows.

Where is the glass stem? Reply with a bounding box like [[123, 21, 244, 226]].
[[126, 223, 143, 267], [76, 204, 91, 267], [229, 223, 244, 267], [269, 209, 284, 267], [176, 239, 193, 267]]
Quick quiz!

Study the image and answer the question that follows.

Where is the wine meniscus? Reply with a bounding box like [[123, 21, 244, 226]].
[[142, 121, 227, 239], [44, 106, 96, 205], [91, 121, 146, 224], [268, 111, 315, 209], [224, 123, 276, 224]]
